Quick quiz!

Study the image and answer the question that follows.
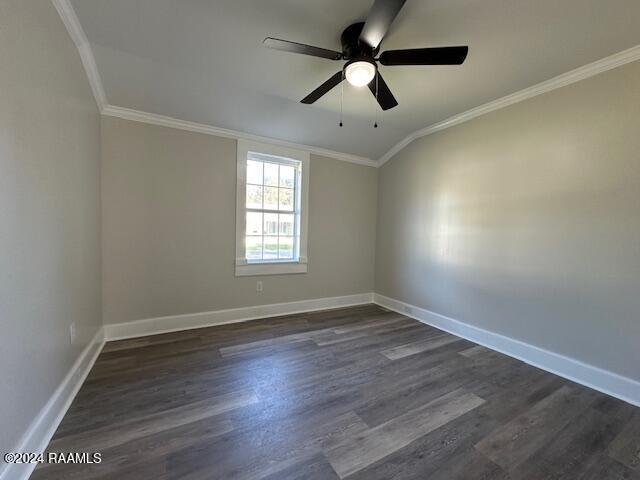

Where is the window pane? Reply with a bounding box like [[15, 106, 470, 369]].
[[247, 160, 263, 185], [246, 236, 263, 261], [280, 165, 295, 188], [264, 186, 279, 210], [279, 214, 294, 236], [246, 185, 263, 209], [279, 188, 293, 211], [263, 236, 278, 260], [264, 213, 278, 235], [246, 212, 262, 235], [264, 163, 279, 186], [278, 236, 294, 259]]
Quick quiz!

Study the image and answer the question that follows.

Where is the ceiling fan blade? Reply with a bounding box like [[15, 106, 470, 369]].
[[359, 0, 407, 50], [379, 46, 469, 66], [301, 71, 344, 104], [368, 71, 398, 110], [263, 37, 342, 60]]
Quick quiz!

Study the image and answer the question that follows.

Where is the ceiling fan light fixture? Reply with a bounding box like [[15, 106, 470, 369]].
[[345, 60, 376, 87], [265, 0, 468, 111]]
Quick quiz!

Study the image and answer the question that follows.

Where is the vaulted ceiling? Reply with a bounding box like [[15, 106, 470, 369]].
[[70, 0, 640, 160]]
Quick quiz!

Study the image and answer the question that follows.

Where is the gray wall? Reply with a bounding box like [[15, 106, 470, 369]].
[[101, 116, 377, 325], [0, 0, 102, 458], [376, 60, 640, 382]]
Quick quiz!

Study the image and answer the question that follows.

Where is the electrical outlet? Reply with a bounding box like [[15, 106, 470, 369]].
[[256, 280, 263, 293], [69, 322, 76, 345]]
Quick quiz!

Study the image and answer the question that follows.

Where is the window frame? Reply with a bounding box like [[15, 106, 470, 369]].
[[235, 140, 309, 276]]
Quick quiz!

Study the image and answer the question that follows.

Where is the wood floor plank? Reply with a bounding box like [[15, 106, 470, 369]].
[[511, 406, 627, 479], [33, 304, 639, 480], [355, 356, 483, 427], [459, 344, 491, 358], [49, 389, 258, 453], [425, 447, 509, 480], [582, 454, 640, 480], [607, 409, 640, 471], [345, 396, 503, 480], [324, 388, 485, 478], [33, 415, 233, 480], [331, 314, 407, 334], [474, 384, 598, 472], [166, 410, 368, 480], [219, 333, 319, 357], [380, 333, 461, 360], [259, 454, 340, 480]]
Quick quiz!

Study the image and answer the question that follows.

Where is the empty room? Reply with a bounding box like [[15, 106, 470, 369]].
[[2, 0, 640, 479]]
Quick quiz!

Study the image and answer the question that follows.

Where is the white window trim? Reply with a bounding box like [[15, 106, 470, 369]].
[[235, 140, 310, 276]]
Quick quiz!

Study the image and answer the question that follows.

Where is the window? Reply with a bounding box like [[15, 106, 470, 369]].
[[235, 140, 309, 276]]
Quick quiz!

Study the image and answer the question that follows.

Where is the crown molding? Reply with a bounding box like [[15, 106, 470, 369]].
[[54, 0, 639, 169], [52, 0, 376, 167], [378, 44, 640, 166], [52, 0, 107, 110], [102, 105, 378, 167]]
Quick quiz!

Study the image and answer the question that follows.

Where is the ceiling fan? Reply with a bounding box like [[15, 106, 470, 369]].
[[263, 0, 468, 111]]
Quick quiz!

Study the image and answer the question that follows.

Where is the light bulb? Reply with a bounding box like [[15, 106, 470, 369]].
[[345, 60, 376, 87]]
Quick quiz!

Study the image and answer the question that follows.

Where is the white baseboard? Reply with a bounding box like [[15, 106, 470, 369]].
[[103, 293, 375, 341], [1, 294, 372, 480], [374, 293, 640, 407], [0, 328, 105, 480], [6, 291, 636, 480]]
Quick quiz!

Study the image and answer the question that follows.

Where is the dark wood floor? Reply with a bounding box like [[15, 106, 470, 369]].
[[34, 304, 640, 480]]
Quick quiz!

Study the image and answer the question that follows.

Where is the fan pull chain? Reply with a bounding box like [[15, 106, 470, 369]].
[[374, 72, 379, 128], [339, 71, 344, 127]]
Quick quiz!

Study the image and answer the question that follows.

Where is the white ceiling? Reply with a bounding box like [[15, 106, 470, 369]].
[[70, 0, 640, 160]]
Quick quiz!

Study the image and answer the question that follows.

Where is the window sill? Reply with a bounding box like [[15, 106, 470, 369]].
[[235, 261, 308, 277]]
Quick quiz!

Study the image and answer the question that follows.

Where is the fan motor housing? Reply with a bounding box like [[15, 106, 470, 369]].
[[341, 22, 378, 60]]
